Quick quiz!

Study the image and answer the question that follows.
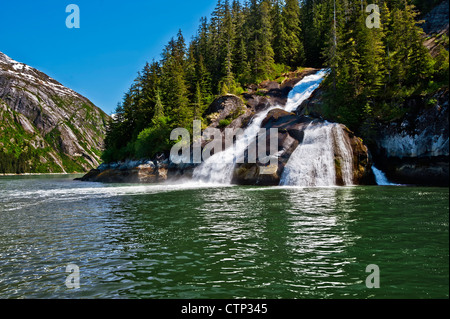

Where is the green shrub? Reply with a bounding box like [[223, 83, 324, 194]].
[[134, 117, 172, 159], [271, 63, 291, 80], [219, 119, 232, 128]]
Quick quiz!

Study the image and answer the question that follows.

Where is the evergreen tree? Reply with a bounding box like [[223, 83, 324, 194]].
[[272, 0, 288, 65], [220, 0, 237, 93], [193, 83, 203, 120], [208, 0, 227, 92], [232, 0, 250, 84], [153, 89, 165, 121], [281, 0, 304, 68], [247, 0, 275, 82], [160, 31, 191, 129]]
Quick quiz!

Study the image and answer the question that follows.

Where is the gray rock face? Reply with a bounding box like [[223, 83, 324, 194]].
[[0, 51, 110, 173], [421, 0, 449, 36], [373, 89, 449, 186], [422, 1, 449, 58]]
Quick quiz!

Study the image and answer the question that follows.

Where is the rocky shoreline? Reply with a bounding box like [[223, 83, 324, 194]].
[[75, 158, 197, 184]]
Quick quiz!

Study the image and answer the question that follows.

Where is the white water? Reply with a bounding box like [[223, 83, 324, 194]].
[[192, 104, 280, 184], [193, 70, 329, 184], [285, 69, 329, 112], [280, 122, 354, 187], [372, 166, 396, 186]]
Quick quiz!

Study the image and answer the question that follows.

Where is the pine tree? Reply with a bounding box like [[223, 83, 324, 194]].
[[355, 1, 386, 100], [259, 0, 275, 77], [232, 0, 250, 84], [208, 0, 227, 92], [193, 83, 203, 120], [386, 2, 434, 90], [247, 0, 275, 82], [272, 0, 288, 65], [185, 39, 199, 99], [221, 0, 237, 93], [281, 0, 304, 68], [160, 32, 191, 129], [196, 54, 213, 106], [153, 89, 165, 122]]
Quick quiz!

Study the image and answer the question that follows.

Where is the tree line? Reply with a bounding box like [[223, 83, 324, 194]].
[[102, 0, 449, 163], [322, 0, 448, 133], [0, 150, 32, 174]]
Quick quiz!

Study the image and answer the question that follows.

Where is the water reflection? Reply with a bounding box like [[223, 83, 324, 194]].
[[281, 188, 359, 294], [191, 186, 361, 298], [0, 176, 447, 299]]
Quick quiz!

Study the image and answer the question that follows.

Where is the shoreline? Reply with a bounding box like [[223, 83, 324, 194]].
[[0, 172, 85, 177]]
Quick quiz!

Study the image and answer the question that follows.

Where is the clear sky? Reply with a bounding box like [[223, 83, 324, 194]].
[[1, 0, 219, 115]]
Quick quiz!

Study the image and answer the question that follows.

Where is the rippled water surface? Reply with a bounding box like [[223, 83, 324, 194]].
[[0, 175, 448, 299]]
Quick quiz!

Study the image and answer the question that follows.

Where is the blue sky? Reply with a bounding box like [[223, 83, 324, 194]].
[[1, 0, 219, 115]]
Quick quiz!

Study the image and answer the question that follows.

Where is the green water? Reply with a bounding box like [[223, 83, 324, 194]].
[[0, 175, 448, 299]]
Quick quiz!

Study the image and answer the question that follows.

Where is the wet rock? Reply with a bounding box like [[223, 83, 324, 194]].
[[373, 89, 449, 186], [233, 109, 374, 186]]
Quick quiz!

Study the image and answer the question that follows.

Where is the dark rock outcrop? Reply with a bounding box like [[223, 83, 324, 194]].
[[243, 68, 319, 112], [203, 94, 246, 128], [76, 159, 197, 183], [372, 89, 449, 186]]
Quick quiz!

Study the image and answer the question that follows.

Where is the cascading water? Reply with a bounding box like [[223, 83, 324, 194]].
[[193, 69, 329, 184], [372, 166, 396, 186], [285, 69, 329, 112], [280, 122, 354, 187], [192, 104, 279, 184]]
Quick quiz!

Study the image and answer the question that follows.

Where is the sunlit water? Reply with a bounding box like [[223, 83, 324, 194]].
[[0, 175, 448, 299]]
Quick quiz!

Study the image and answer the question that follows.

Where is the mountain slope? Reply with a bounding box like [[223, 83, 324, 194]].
[[0, 51, 109, 173]]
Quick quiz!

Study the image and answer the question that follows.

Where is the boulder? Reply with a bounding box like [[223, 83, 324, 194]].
[[203, 94, 246, 128], [232, 109, 374, 186]]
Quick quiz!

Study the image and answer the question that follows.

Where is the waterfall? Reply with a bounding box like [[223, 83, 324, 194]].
[[193, 69, 328, 184], [192, 105, 279, 184], [372, 166, 395, 186], [280, 122, 354, 187], [285, 69, 329, 112]]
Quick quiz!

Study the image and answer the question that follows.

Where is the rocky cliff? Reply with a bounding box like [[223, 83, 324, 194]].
[[298, 87, 449, 186], [372, 89, 449, 186], [0, 51, 109, 173]]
